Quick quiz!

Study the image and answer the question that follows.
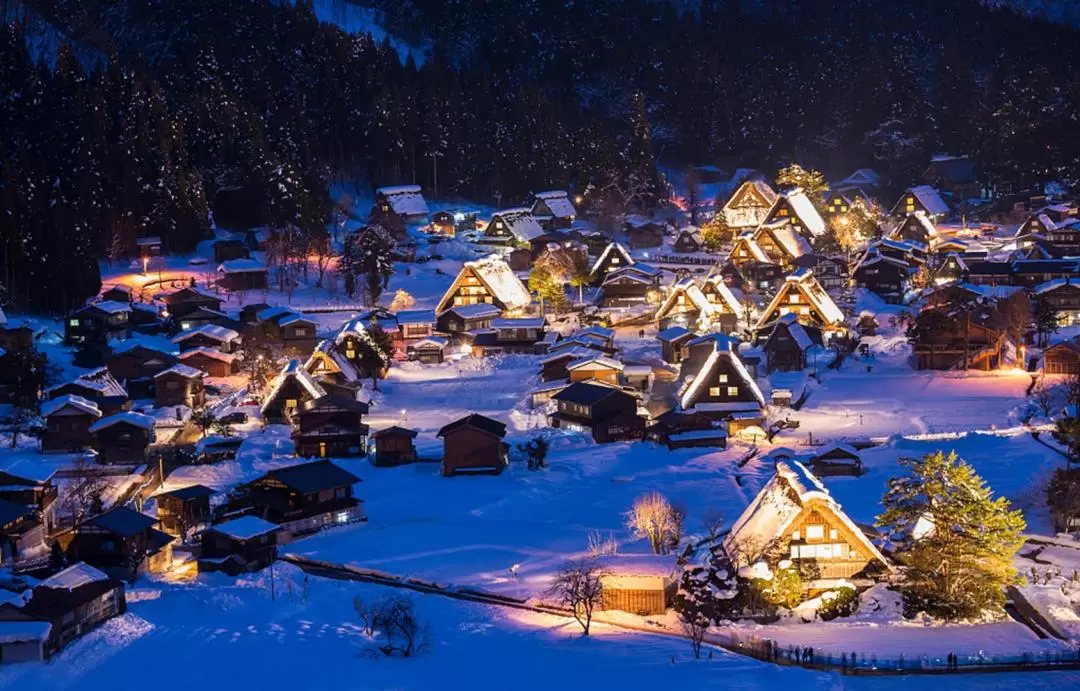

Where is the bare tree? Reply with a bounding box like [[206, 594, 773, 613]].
[[724, 534, 773, 570], [546, 559, 607, 636], [625, 491, 683, 555], [678, 604, 711, 659], [1032, 378, 1053, 417], [702, 508, 725, 543], [586, 530, 619, 557], [62, 455, 109, 523], [377, 595, 432, 657]]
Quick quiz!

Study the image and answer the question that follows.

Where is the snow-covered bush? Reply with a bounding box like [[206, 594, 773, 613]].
[[818, 585, 859, 621]]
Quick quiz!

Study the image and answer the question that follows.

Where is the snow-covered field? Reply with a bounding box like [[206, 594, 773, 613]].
[[5, 212, 1080, 685], [4, 567, 1079, 691]]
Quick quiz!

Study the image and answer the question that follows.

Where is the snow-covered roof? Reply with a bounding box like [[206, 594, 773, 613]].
[[376, 185, 429, 216], [135, 236, 161, 246], [263, 360, 327, 413], [444, 303, 503, 319], [762, 223, 813, 258], [46, 368, 127, 398], [723, 180, 779, 229], [656, 279, 714, 320], [624, 214, 663, 230], [89, 411, 157, 434], [491, 208, 545, 242], [0, 621, 51, 644], [1035, 278, 1080, 295], [279, 313, 318, 328], [41, 394, 102, 419], [411, 336, 449, 349], [895, 211, 937, 240], [84, 300, 131, 316], [590, 241, 634, 277], [783, 189, 827, 237], [493, 317, 545, 329], [703, 276, 744, 317], [657, 325, 692, 342], [575, 325, 615, 342], [172, 324, 241, 344], [461, 258, 532, 311], [539, 347, 595, 365], [217, 258, 266, 274], [179, 346, 238, 363], [837, 168, 881, 188], [593, 553, 680, 580], [812, 443, 860, 459], [256, 305, 293, 322], [153, 364, 206, 380], [668, 428, 728, 442], [206, 515, 279, 541], [907, 185, 949, 216], [305, 340, 360, 382], [758, 269, 845, 328], [768, 313, 814, 351], [729, 233, 771, 264], [40, 561, 110, 590], [602, 269, 652, 286], [854, 247, 911, 273], [566, 355, 624, 372], [679, 339, 765, 410], [396, 309, 436, 325], [723, 460, 891, 570], [534, 191, 576, 219]]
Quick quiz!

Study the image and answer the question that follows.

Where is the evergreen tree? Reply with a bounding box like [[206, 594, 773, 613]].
[[876, 451, 1026, 620]]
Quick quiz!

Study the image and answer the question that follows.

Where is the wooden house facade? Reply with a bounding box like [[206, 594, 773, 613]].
[[756, 269, 846, 336], [1043, 341, 1080, 376], [89, 412, 156, 465], [162, 286, 224, 319], [437, 414, 508, 476], [292, 395, 370, 458], [198, 516, 279, 575], [156, 484, 214, 537], [550, 382, 644, 443], [40, 395, 102, 453], [232, 460, 364, 539], [760, 314, 822, 373], [722, 180, 778, 233], [261, 360, 328, 425], [677, 339, 765, 433], [724, 460, 892, 584], [153, 365, 206, 409], [62, 507, 174, 579], [371, 426, 418, 466], [435, 259, 531, 315]]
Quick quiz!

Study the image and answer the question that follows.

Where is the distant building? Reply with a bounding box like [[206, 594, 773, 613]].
[[481, 209, 545, 245], [156, 484, 215, 537], [890, 186, 949, 221], [374, 185, 430, 223], [153, 365, 206, 409], [435, 259, 532, 315], [371, 426, 418, 467], [437, 414, 508, 476], [755, 269, 846, 337], [920, 155, 980, 202], [40, 395, 102, 453], [549, 382, 644, 443], [531, 191, 577, 229], [217, 259, 269, 292], [292, 395, 370, 459], [89, 412, 156, 465], [722, 180, 778, 233], [62, 507, 174, 579], [198, 516, 279, 575], [232, 460, 364, 540]]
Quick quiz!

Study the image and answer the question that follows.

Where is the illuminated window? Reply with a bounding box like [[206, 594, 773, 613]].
[[789, 293, 800, 303], [286, 398, 298, 409], [806, 525, 825, 540], [709, 387, 721, 397], [718, 374, 728, 383], [69, 319, 80, 326], [829, 529, 838, 540]]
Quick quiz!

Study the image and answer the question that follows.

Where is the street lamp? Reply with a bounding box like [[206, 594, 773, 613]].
[[142, 255, 149, 276]]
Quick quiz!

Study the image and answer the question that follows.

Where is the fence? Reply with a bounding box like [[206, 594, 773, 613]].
[[648, 253, 719, 266], [727, 631, 1080, 675]]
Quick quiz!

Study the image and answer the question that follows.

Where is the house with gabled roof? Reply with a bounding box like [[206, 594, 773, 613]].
[[677, 338, 765, 433], [599, 265, 660, 307], [673, 227, 703, 253], [40, 395, 102, 453], [89, 411, 156, 465], [1035, 278, 1080, 326], [756, 269, 846, 335], [156, 484, 215, 536], [436, 258, 532, 315], [374, 185, 430, 222], [654, 278, 741, 333], [758, 313, 823, 373], [932, 252, 968, 285], [292, 394, 370, 459], [372, 426, 419, 466], [437, 414, 508, 476], [305, 339, 361, 387], [46, 368, 129, 415], [62, 507, 174, 578], [482, 208, 545, 244], [217, 259, 268, 292], [172, 323, 242, 353], [0, 562, 126, 660], [261, 359, 328, 425], [161, 285, 223, 319], [198, 515, 279, 575], [727, 232, 772, 268], [762, 188, 827, 241], [891, 185, 949, 220], [723, 179, 778, 233], [566, 354, 624, 386], [178, 346, 238, 378], [723, 460, 892, 583], [532, 191, 577, 229], [436, 303, 502, 338], [656, 326, 696, 364], [920, 155, 980, 201], [64, 301, 132, 346], [851, 248, 914, 304], [589, 241, 636, 284], [1043, 341, 1080, 375], [106, 344, 180, 389], [623, 215, 666, 249], [890, 211, 937, 246], [833, 168, 881, 192], [231, 459, 364, 538], [550, 382, 644, 443], [153, 364, 206, 409], [753, 221, 813, 266]]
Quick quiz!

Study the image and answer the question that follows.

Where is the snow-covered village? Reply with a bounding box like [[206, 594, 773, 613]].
[[5, 1, 1080, 690]]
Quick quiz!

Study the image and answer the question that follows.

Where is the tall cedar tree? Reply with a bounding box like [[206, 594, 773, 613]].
[[876, 451, 1026, 620]]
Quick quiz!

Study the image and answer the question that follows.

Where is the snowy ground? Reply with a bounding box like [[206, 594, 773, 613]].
[[4, 567, 1079, 691]]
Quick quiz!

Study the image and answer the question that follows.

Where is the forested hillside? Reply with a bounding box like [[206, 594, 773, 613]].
[[2, 0, 1080, 313]]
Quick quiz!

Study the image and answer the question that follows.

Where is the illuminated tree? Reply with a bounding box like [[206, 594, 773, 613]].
[[776, 164, 828, 200], [625, 491, 683, 555], [877, 451, 1026, 620]]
